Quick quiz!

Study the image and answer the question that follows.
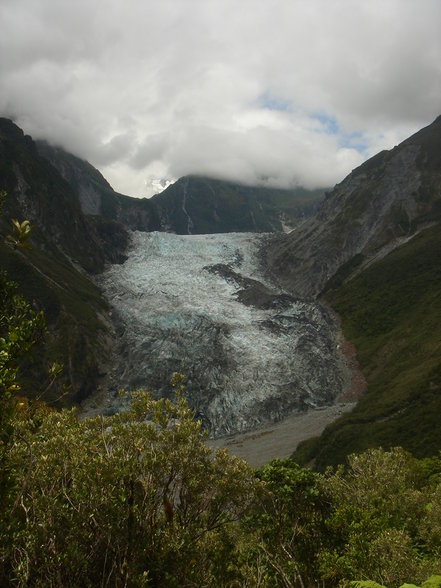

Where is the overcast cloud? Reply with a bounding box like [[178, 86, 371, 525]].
[[1, 0, 440, 197]]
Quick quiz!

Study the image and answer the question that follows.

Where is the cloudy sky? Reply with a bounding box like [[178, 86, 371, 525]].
[[1, 0, 440, 198]]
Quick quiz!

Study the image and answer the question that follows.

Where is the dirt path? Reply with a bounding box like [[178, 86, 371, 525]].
[[208, 401, 355, 467]]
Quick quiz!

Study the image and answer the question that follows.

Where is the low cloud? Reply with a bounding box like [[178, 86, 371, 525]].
[[1, 0, 440, 197]]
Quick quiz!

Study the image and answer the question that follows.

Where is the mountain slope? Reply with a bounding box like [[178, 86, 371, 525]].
[[0, 118, 120, 404], [267, 115, 441, 298], [294, 222, 441, 468], [278, 116, 441, 467], [36, 142, 324, 235], [36, 141, 162, 232], [150, 175, 324, 234], [0, 121, 126, 272]]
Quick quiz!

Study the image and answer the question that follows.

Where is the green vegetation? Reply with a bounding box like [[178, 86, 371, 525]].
[[294, 222, 441, 468], [352, 580, 441, 588], [0, 270, 45, 507], [1, 387, 258, 586], [0, 237, 110, 405], [1, 399, 440, 586]]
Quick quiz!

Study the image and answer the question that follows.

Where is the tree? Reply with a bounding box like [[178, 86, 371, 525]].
[[319, 447, 441, 587], [243, 458, 329, 588]]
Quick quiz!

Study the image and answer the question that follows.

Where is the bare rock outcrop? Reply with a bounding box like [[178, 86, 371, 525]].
[[266, 115, 441, 298]]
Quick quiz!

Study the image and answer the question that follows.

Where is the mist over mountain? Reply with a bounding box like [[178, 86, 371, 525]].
[[36, 140, 325, 235]]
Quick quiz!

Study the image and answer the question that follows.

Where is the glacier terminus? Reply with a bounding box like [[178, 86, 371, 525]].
[[96, 231, 350, 438]]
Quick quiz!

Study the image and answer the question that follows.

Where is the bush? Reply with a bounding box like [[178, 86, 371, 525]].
[[1, 384, 259, 586]]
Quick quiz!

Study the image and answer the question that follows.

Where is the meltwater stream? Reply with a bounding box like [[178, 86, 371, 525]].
[[96, 231, 349, 438]]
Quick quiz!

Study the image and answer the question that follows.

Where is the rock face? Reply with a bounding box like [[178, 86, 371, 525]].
[[0, 119, 127, 273], [266, 115, 441, 297], [36, 140, 162, 235], [97, 231, 349, 437]]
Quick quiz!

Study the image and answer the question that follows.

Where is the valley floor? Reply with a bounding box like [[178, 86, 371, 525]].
[[208, 400, 356, 467]]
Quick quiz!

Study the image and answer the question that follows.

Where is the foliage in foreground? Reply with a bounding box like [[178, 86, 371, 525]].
[[1, 384, 259, 587], [1, 394, 440, 587]]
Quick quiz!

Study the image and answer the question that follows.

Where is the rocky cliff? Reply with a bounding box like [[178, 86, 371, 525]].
[[0, 119, 128, 273], [266, 115, 441, 297], [36, 141, 162, 233]]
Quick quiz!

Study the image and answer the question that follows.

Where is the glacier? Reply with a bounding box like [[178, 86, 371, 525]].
[[96, 231, 349, 437]]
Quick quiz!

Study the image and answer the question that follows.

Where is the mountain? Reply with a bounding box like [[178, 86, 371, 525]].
[[264, 115, 441, 467], [2, 114, 440, 467], [149, 176, 324, 234], [35, 141, 162, 232], [0, 118, 126, 404], [36, 141, 325, 234], [295, 221, 441, 468], [1, 121, 128, 273], [266, 115, 441, 297]]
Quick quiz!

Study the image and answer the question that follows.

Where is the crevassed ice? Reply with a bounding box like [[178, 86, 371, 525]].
[[97, 231, 345, 437]]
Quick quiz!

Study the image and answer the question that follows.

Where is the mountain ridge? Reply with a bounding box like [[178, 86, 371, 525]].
[[36, 140, 325, 235]]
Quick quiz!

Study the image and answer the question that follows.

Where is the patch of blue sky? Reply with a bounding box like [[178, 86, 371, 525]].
[[312, 112, 368, 154], [258, 91, 292, 112], [339, 130, 368, 154], [312, 112, 339, 135]]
